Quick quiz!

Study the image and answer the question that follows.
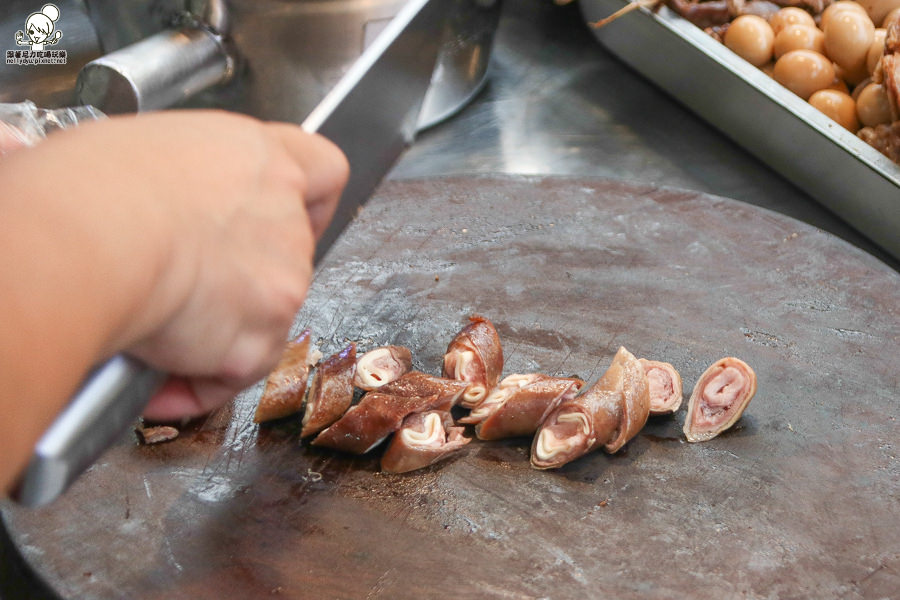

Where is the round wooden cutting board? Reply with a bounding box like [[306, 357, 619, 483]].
[[3, 175, 898, 599]]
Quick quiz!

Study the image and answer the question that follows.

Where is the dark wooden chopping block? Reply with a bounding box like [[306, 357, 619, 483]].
[[3, 175, 898, 599]]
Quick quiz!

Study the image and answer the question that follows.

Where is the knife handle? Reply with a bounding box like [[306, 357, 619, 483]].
[[12, 356, 166, 507]]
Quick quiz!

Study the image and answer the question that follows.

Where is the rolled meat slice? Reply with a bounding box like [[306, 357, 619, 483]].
[[300, 343, 357, 438], [531, 347, 650, 470], [353, 345, 413, 391], [380, 410, 471, 473], [442, 315, 504, 408], [683, 357, 757, 442], [378, 371, 470, 409], [639, 359, 684, 415], [460, 374, 584, 441], [311, 392, 444, 454], [254, 329, 316, 423]]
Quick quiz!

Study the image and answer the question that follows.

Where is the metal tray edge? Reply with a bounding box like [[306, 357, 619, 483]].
[[580, 0, 900, 261]]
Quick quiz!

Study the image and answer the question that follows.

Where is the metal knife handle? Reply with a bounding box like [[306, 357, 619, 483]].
[[12, 357, 166, 507]]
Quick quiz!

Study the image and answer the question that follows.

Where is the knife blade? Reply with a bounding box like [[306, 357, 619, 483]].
[[305, 0, 447, 262], [12, 0, 448, 507]]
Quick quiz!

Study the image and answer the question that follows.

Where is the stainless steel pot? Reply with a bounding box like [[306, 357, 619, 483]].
[[0, 0, 501, 128]]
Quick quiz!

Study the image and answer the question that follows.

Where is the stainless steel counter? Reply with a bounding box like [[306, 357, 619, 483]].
[[393, 0, 900, 271]]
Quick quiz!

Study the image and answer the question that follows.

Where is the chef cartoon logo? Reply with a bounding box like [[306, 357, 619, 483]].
[[6, 4, 67, 65]]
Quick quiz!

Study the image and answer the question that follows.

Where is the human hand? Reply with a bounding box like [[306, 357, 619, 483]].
[[127, 112, 348, 421], [1, 110, 347, 424]]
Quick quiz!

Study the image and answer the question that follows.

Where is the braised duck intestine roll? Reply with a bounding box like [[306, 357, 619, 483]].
[[300, 343, 357, 438], [442, 315, 504, 408], [312, 392, 446, 454], [254, 329, 319, 423], [531, 347, 650, 470], [460, 374, 584, 441], [638, 359, 684, 415], [378, 371, 470, 408], [683, 357, 756, 442], [353, 345, 413, 391], [380, 410, 471, 473]]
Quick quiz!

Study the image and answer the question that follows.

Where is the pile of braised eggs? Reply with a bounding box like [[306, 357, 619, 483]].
[[723, 1, 898, 132]]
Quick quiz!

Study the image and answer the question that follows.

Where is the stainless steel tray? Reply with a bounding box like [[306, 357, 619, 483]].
[[580, 0, 900, 261]]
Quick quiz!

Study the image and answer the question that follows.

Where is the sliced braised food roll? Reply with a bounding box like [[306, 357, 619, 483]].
[[460, 374, 584, 441], [300, 343, 357, 438], [531, 347, 650, 470], [442, 315, 504, 408], [380, 410, 471, 473], [683, 357, 757, 442], [638, 358, 684, 415], [254, 329, 317, 423], [312, 392, 445, 454], [378, 371, 470, 409], [353, 345, 413, 391]]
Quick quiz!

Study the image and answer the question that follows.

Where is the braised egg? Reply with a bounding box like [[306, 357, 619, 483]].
[[725, 15, 775, 67], [773, 50, 837, 99], [856, 82, 894, 125], [808, 89, 860, 130]]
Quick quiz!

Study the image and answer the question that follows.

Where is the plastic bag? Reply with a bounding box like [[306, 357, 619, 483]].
[[0, 101, 105, 155]]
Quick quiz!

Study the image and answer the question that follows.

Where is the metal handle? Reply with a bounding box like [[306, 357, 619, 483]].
[[74, 27, 233, 114], [12, 357, 166, 507]]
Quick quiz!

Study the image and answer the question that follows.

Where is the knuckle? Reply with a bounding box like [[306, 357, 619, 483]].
[[269, 270, 308, 325], [221, 339, 268, 383], [283, 163, 309, 199], [280, 281, 307, 320], [333, 149, 350, 189]]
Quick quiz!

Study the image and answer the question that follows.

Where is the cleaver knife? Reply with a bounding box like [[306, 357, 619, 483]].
[[12, 0, 449, 507]]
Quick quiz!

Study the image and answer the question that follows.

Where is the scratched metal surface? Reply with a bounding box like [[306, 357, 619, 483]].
[[3, 175, 899, 599]]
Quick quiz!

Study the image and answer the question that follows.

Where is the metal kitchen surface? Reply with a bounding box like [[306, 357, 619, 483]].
[[394, 2, 899, 272], [3, 176, 899, 599]]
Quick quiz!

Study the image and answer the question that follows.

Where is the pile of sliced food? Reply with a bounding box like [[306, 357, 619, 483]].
[[248, 316, 757, 474], [661, 0, 900, 164]]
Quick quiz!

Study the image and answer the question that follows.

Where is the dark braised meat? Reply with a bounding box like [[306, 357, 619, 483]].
[[353, 345, 413, 391], [460, 374, 584, 441], [531, 347, 650, 470], [300, 343, 357, 438], [254, 329, 316, 424], [442, 315, 504, 408], [858, 121, 900, 164], [312, 392, 446, 454], [378, 371, 470, 409], [380, 410, 470, 473]]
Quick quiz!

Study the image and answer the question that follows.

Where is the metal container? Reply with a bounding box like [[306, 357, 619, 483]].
[[580, 0, 900, 261], [1, 0, 501, 129]]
